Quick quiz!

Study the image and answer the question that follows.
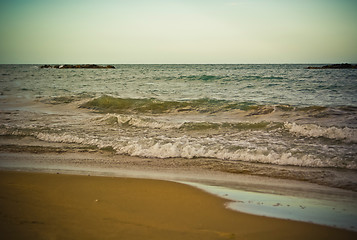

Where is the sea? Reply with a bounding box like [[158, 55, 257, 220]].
[[1, 64, 357, 230], [1, 64, 356, 171]]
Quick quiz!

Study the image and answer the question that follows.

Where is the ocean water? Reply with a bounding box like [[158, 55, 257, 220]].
[[182, 181, 357, 231], [0, 64, 356, 184]]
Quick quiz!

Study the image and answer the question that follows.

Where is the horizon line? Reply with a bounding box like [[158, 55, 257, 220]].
[[1, 62, 356, 65]]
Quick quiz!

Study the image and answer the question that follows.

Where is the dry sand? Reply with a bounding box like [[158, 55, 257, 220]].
[[0, 171, 355, 240]]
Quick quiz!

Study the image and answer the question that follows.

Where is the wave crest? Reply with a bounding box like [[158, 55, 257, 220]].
[[113, 137, 353, 168], [284, 123, 357, 143], [1, 126, 355, 169], [97, 114, 182, 129], [80, 95, 257, 113]]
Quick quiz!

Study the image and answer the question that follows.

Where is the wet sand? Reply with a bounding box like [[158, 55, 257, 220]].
[[0, 171, 355, 240]]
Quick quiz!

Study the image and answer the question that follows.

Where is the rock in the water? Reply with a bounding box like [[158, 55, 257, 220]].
[[40, 64, 115, 69], [307, 63, 357, 69]]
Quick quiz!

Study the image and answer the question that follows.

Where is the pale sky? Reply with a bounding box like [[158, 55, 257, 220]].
[[1, 0, 357, 64]]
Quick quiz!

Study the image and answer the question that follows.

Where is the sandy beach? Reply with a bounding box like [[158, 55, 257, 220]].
[[0, 171, 355, 240]]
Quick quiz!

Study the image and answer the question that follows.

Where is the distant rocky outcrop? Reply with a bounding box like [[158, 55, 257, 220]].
[[40, 64, 115, 69], [307, 64, 357, 69]]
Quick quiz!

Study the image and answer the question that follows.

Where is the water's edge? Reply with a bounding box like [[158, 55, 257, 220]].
[[1, 151, 356, 232]]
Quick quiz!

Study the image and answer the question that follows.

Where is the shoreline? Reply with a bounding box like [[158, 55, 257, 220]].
[[1, 135, 356, 192], [1, 151, 357, 232], [1, 170, 356, 240], [1, 150, 355, 197]]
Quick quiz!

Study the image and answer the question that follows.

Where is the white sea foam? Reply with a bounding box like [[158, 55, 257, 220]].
[[36, 132, 112, 150], [0, 125, 354, 169], [112, 136, 348, 168], [284, 122, 357, 143], [36, 132, 87, 144], [96, 114, 183, 129], [1, 115, 356, 170]]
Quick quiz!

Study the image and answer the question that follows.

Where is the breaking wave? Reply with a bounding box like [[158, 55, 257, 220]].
[[80, 95, 261, 113], [92, 113, 285, 131], [31, 132, 356, 169], [95, 114, 182, 129], [284, 123, 357, 143], [2, 125, 355, 169], [80, 96, 357, 117]]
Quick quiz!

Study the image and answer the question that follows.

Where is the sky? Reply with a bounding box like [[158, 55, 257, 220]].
[[0, 0, 357, 64]]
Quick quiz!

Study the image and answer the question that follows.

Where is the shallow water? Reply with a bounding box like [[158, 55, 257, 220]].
[[182, 182, 357, 232]]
